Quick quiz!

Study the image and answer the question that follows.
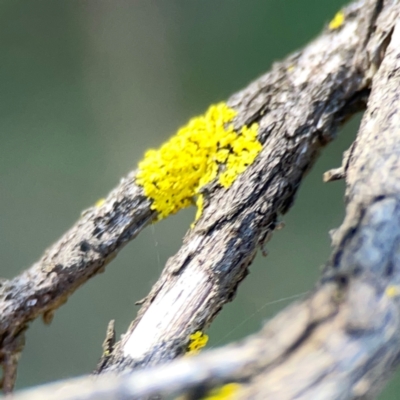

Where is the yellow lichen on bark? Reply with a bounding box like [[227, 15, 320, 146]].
[[329, 10, 345, 30], [386, 285, 400, 298], [186, 331, 209, 355], [202, 383, 241, 400], [136, 103, 261, 221]]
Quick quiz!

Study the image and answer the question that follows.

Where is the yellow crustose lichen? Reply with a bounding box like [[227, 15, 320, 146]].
[[176, 383, 240, 400], [94, 198, 106, 208], [385, 285, 400, 298], [136, 103, 261, 221], [186, 331, 209, 355], [202, 383, 241, 400], [329, 10, 345, 30]]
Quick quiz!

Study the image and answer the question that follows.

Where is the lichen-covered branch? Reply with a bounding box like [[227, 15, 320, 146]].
[[99, 0, 396, 374], [9, 8, 400, 399]]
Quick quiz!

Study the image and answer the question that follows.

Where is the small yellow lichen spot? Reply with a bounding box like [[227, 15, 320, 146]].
[[329, 10, 345, 30], [203, 383, 241, 400], [195, 195, 204, 222], [287, 64, 295, 72], [187, 331, 209, 355], [385, 285, 400, 298], [136, 103, 260, 221], [95, 198, 106, 208]]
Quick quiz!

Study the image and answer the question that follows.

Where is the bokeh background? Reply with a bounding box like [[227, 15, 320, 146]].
[[0, 1, 398, 398]]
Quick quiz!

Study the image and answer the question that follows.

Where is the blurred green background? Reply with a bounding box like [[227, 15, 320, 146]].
[[0, 1, 398, 398]]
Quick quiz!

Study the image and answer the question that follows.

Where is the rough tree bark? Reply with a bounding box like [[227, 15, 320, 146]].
[[1, 0, 400, 398], [0, 174, 156, 391]]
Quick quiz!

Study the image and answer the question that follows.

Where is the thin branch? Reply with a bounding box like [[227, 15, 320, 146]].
[[0, 174, 155, 391]]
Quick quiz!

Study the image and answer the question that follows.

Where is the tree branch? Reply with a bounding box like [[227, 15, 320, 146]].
[[0, 174, 155, 391], [99, 0, 395, 374]]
